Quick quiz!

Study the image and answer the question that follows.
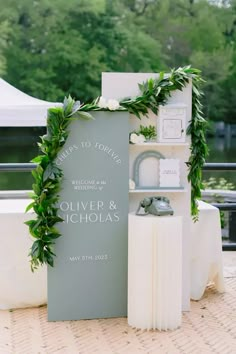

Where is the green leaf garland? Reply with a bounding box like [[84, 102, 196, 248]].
[[26, 66, 208, 270], [25, 96, 95, 271], [120, 66, 209, 221]]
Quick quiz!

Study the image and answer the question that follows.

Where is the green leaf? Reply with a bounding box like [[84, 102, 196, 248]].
[[32, 217, 43, 231], [48, 226, 61, 235], [46, 254, 54, 267], [32, 183, 41, 196], [69, 100, 81, 116], [25, 202, 35, 213], [25, 219, 36, 227], [31, 155, 44, 163], [77, 111, 95, 120], [43, 163, 62, 182], [31, 240, 42, 258], [44, 233, 61, 240], [63, 95, 74, 117]]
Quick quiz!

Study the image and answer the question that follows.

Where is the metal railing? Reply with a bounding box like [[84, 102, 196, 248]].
[[202, 163, 236, 251], [203, 163, 236, 171], [1, 161, 236, 250], [0, 163, 36, 172]]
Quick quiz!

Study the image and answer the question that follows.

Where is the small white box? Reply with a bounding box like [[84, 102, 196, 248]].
[[158, 104, 186, 143]]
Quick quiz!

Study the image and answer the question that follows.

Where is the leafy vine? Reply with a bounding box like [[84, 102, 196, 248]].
[[120, 66, 208, 220], [26, 65, 208, 270], [25, 98, 95, 271]]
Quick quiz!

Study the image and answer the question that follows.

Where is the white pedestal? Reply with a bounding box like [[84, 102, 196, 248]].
[[128, 213, 182, 330]]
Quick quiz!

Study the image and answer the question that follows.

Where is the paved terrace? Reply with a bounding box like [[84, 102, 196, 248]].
[[0, 252, 236, 354]]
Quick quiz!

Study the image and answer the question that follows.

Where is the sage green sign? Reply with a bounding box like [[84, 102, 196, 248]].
[[48, 111, 129, 321]]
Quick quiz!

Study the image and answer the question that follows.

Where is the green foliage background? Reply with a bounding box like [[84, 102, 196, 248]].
[[0, 0, 236, 122]]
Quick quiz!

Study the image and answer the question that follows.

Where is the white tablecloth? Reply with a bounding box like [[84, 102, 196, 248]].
[[128, 213, 182, 330], [190, 201, 225, 300], [0, 198, 225, 309], [0, 199, 47, 310]]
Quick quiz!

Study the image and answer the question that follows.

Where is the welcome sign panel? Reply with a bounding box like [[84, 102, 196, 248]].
[[48, 111, 129, 321]]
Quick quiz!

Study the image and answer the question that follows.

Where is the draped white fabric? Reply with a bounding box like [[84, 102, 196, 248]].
[[0, 78, 60, 126], [0, 199, 225, 311], [190, 201, 225, 300], [0, 200, 46, 310]]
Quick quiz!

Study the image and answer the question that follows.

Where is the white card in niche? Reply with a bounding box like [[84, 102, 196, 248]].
[[163, 119, 182, 139], [159, 159, 180, 187]]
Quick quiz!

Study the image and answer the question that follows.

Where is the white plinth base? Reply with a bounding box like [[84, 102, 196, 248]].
[[128, 213, 182, 330]]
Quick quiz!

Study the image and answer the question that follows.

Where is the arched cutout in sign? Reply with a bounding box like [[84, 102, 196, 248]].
[[133, 150, 165, 189]]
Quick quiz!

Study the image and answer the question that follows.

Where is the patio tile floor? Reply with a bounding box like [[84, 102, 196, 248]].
[[0, 252, 235, 354]]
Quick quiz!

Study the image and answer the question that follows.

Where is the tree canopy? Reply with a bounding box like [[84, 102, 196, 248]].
[[0, 0, 236, 122]]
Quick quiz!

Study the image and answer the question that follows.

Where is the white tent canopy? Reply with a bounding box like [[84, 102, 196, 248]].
[[0, 78, 61, 127]]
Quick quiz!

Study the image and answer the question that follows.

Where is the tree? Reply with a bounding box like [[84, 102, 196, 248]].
[[132, 0, 236, 122], [0, 0, 165, 102], [0, 0, 236, 123], [0, 21, 9, 76]]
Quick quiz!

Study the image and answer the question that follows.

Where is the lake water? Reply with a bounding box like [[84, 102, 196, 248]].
[[0, 128, 236, 190], [0, 127, 45, 190], [203, 136, 236, 188]]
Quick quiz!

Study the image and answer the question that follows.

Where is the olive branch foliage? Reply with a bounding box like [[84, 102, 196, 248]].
[[26, 65, 208, 271], [120, 66, 208, 220], [25, 98, 96, 271]]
